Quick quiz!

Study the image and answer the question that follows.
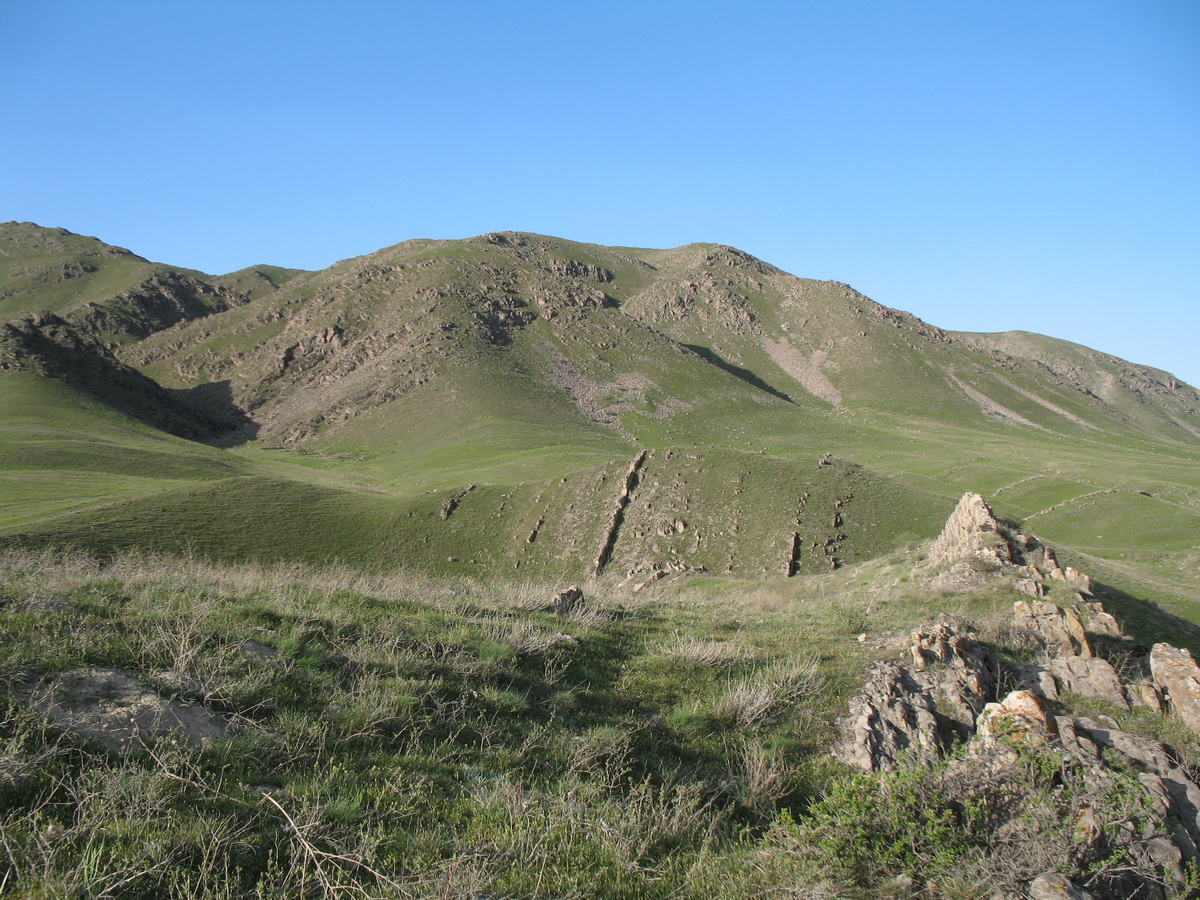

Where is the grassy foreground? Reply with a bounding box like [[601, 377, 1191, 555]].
[[4, 548, 1200, 898]]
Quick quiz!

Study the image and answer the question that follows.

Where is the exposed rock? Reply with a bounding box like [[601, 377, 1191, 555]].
[[1015, 664, 1060, 701], [928, 492, 1011, 567], [1083, 601, 1122, 637], [1013, 600, 1092, 659], [1150, 643, 1200, 736], [1015, 577, 1047, 598], [907, 620, 997, 731], [832, 662, 941, 772], [835, 622, 997, 770], [1127, 681, 1164, 712], [1045, 656, 1128, 708], [975, 690, 1057, 749], [1049, 566, 1093, 595], [237, 640, 280, 664], [26, 668, 229, 754], [1055, 715, 1200, 865], [1028, 873, 1094, 900], [551, 585, 584, 615]]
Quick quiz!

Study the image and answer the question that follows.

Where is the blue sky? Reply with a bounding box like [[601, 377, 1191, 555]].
[[4, 1, 1198, 386]]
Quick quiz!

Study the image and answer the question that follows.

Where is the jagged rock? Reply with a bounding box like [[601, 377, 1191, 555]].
[[1028, 873, 1094, 900], [832, 662, 941, 771], [1046, 656, 1128, 708], [1015, 577, 1047, 598], [1150, 643, 1200, 736], [928, 492, 1011, 567], [907, 620, 997, 730], [975, 690, 1057, 749], [1013, 600, 1092, 659], [551, 585, 584, 615]]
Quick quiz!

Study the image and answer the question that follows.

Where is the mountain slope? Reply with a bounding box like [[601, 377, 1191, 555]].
[[1, 223, 1197, 599]]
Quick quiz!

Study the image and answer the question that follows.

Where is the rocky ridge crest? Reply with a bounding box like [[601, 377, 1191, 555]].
[[834, 492, 1200, 898]]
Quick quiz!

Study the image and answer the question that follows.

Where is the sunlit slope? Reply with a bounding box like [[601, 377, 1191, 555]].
[[2, 225, 1198, 590]]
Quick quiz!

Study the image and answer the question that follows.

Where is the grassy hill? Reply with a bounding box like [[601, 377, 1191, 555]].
[[6, 223, 1200, 897], [1, 222, 1198, 612]]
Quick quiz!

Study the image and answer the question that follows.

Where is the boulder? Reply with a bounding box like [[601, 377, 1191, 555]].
[[1046, 656, 1128, 708]]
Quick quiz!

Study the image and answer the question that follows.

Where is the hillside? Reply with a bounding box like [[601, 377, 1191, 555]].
[[1, 222, 1198, 608], [6, 224, 1200, 898]]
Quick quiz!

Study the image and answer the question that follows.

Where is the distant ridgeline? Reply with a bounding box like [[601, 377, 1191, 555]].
[[1, 222, 1198, 584]]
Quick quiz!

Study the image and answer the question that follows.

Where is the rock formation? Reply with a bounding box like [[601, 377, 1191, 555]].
[[927, 492, 1011, 567], [1150, 643, 1200, 735], [832, 495, 1200, 895]]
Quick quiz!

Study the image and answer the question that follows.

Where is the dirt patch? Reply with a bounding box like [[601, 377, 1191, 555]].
[[25, 668, 230, 754]]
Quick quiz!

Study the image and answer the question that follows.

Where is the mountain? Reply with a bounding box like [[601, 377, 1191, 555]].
[[2, 223, 1198, 605]]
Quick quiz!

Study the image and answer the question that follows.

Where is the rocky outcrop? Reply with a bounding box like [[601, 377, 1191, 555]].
[[594, 451, 647, 575], [1014, 600, 1093, 658], [925, 492, 1095, 600], [834, 620, 997, 770], [832, 662, 941, 771], [1151, 643, 1200, 735], [928, 492, 1011, 567]]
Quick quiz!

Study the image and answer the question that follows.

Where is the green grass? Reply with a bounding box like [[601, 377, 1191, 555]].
[[4, 542, 1199, 898]]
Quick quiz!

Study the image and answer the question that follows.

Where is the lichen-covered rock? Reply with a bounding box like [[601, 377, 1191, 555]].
[[975, 690, 1057, 749], [1028, 873, 1094, 900], [1013, 600, 1092, 659], [832, 662, 941, 772], [1046, 656, 1128, 708], [1150, 643, 1200, 736], [928, 492, 1011, 566]]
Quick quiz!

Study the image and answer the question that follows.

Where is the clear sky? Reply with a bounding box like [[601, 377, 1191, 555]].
[[4, 1, 1198, 386]]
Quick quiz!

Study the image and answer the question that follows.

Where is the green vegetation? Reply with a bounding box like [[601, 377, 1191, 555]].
[[3, 223, 1200, 895]]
